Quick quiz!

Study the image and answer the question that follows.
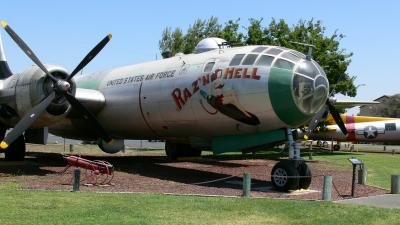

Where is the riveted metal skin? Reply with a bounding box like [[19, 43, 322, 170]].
[[49, 45, 328, 144]]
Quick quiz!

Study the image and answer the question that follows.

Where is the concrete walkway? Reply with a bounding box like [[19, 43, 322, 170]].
[[336, 194, 400, 209]]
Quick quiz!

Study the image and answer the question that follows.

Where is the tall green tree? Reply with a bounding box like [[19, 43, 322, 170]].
[[159, 17, 357, 97], [217, 19, 244, 45]]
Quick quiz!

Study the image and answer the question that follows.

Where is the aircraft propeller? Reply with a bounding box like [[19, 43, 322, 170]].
[[306, 99, 348, 136], [0, 21, 113, 149]]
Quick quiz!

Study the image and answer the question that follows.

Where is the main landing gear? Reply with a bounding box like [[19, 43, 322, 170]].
[[271, 128, 311, 191], [165, 141, 202, 161]]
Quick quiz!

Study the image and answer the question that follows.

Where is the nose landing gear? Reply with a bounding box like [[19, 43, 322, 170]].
[[271, 128, 312, 191], [271, 160, 311, 191]]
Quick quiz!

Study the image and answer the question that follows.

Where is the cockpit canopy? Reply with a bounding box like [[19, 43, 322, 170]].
[[194, 37, 230, 53], [228, 46, 329, 115]]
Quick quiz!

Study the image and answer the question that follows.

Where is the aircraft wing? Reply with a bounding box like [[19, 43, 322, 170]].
[[331, 100, 380, 109]]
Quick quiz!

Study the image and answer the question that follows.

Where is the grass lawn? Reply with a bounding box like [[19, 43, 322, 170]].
[[311, 150, 400, 189], [1, 146, 399, 224], [0, 188, 399, 225]]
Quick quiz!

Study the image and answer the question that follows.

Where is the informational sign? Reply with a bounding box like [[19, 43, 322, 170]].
[[348, 157, 363, 165]]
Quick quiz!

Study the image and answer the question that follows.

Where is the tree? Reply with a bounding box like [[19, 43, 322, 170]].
[[217, 19, 244, 45], [159, 27, 172, 54], [262, 19, 356, 96], [159, 17, 357, 97], [246, 18, 265, 45]]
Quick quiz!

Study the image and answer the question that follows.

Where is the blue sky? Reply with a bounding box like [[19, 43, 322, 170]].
[[1, 1, 399, 112]]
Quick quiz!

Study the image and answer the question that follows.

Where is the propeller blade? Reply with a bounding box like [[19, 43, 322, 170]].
[[326, 99, 348, 135], [0, 92, 56, 149], [64, 92, 112, 143], [68, 34, 112, 80], [307, 105, 329, 134], [1, 21, 58, 82]]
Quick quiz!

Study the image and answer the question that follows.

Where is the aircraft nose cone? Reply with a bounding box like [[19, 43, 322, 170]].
[[293, 60, 329, 115], [268, 59, 328, 127]]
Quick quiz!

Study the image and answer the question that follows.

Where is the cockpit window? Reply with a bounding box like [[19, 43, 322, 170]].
[[315, 76, 328, 88], [281, 52, 301, 63], [290, 50, 306, 59], [290, 57, 329, 115], [252, 46, 268, 53], [293, 75, 314, 98], [266, 48, 283, 55], [314, 61, 327, 76], [293, 74, 315, 113], [273, 59, 294, 71], [277, 46, 290, 51], [204, 62, 215, 72], [296, 60, 319, 78], [256, 55, 274, 66], [229, 54, 245, 66], [242, 54, 259, 65]]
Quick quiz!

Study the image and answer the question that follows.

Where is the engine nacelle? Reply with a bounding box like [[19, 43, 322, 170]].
[[98, 139, 125, 154], [0, 65, 75, 128], [15, 65, 73, 117]]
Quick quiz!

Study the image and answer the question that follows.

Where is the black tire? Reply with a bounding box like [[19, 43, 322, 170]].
[[166, 142, 201, 160], [333, 144, 340, 151], [271, 160, 300, 191], [298, 161, 312, 189], [4, 135, 26, 161], [165, 141, 178, 161], [186, 147, 201, 157]]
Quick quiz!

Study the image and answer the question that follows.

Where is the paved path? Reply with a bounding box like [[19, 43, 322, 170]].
[[336, 194, 400, 208]]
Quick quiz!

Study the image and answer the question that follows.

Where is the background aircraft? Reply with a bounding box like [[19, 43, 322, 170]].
[[303, 115, 400, 149], [0, 22, 349, 191]]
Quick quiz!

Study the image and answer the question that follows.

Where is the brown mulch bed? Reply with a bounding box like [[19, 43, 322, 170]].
[[0, 151, 388, 200]]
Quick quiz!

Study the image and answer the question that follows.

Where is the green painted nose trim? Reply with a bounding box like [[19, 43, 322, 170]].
[[268, 67, 310, 127]]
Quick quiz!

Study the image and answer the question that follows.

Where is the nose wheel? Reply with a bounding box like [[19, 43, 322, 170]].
[[271, 128, 312, 191], [271, 160, 312, 191]]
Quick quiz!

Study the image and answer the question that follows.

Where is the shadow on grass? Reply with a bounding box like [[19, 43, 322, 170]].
[[0, 152, 65, 176]]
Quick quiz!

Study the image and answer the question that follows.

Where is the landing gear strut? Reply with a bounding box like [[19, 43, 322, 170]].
[[271, 128, 311, 191], [165, 141, 201, 161]]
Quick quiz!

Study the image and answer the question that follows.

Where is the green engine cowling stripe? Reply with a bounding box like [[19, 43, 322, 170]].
[[212, 129, 287, 154], [268, 67, 309, 127]]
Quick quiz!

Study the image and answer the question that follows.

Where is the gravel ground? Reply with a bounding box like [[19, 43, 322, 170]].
[[0, 149, 388, 200]]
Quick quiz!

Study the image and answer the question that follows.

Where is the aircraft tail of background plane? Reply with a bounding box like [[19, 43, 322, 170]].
[[0, 32, 12, 79]]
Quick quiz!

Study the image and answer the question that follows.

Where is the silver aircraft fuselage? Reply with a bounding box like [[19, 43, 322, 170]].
[[48, 45, 329, 144]]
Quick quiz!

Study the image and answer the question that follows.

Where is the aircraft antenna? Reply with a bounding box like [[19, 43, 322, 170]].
[[218, 41, 231, 49], [290, 41, 315, 60]]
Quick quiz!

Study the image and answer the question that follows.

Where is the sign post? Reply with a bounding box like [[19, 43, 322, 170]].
[[348, 157, 364, 197]]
